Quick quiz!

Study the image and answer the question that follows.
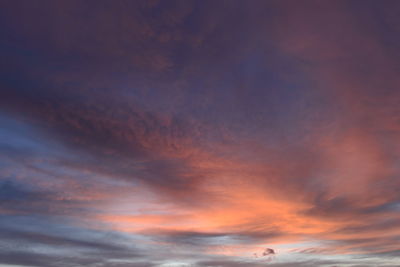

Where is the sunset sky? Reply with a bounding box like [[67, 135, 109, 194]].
[[1, 1, 400, 266]]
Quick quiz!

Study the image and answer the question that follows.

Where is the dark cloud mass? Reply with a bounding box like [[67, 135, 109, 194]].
[[1, 0, 400, 266], [263, 248, 275, 256]]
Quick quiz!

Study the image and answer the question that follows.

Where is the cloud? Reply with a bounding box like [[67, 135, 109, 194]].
[[262, 248, 275, 256], [0, 0, 400, 266], [195, 259, 358, 267], [0, 215, 148, 267]]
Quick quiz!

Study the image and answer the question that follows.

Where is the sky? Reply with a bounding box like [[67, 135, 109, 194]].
[[0, 0, 400, 266]]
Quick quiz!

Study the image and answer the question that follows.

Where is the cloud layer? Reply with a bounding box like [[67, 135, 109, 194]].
[[1, 1, 400, 266]]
